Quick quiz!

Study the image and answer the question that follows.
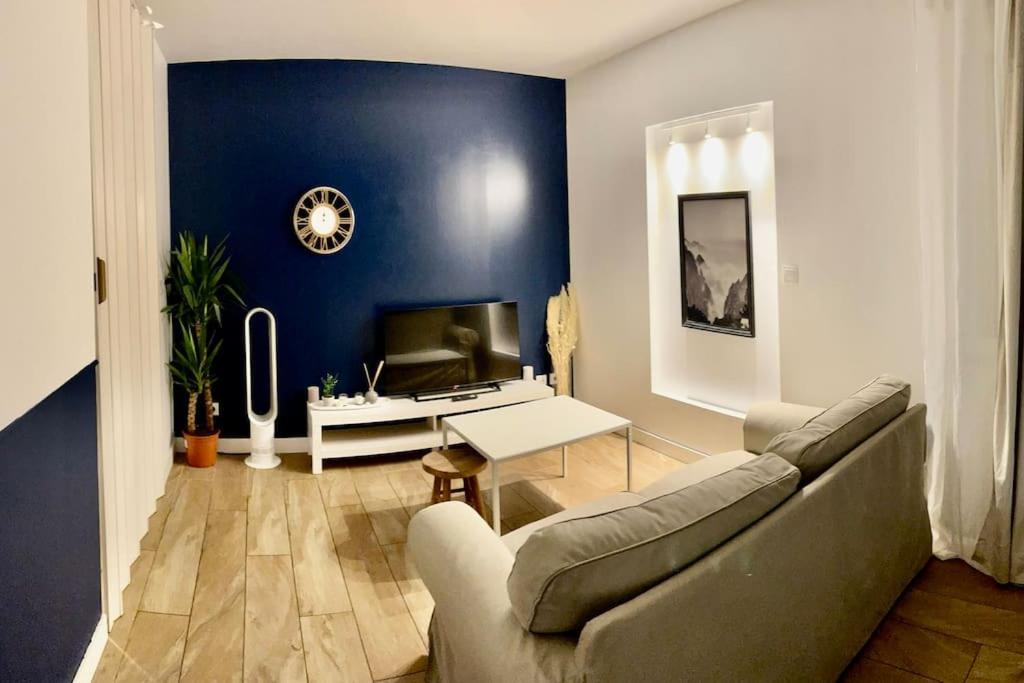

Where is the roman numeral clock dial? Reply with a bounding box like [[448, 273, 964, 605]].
[[293, 186, 355, 254]]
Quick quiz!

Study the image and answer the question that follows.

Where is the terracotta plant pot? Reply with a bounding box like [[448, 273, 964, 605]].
[[183, 430, 220, 468]]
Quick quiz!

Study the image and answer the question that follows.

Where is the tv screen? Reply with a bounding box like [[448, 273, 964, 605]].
[[381, 302, 521, 395]]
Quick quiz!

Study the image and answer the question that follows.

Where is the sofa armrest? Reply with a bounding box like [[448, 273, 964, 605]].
[[407, 502, 580, 683], [408, 501, 513, 604], [743, 401, 822, 454]]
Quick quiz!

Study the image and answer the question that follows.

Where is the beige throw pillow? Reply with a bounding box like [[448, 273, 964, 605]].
[[506, 454, 800, 634], [763, 374, 910, 483]]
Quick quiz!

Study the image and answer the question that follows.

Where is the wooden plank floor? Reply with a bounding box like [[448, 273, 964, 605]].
[[93, 434, 687, 682], [844, 560, 1024, 682], [93, 436, 1024, 682]]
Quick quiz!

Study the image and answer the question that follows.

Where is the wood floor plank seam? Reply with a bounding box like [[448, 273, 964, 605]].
[[889, 614, 989, 653], [177, 501, 212, 681], [352, 472, 431, 646], [329, 504, 386, 683], [281, 478, 312, 683], [963, 646, 980, 682], [861, 653, 943, 682]]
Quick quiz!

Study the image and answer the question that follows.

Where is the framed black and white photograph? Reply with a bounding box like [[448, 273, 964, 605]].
[[678, 191, 755, 337]]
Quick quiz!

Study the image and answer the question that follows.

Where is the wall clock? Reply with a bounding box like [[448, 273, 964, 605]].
[[293, 186, 355, 254]]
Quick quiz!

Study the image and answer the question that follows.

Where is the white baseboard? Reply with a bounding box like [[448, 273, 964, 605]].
[[173, 436, 309, 454], [174, 431, 703, 462], [628, 427, 710, 461], [73, 616, 108, 683]]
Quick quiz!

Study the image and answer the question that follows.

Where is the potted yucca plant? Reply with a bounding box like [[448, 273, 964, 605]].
[[168, 322, 223, 467], [164, 231, 244, 467]]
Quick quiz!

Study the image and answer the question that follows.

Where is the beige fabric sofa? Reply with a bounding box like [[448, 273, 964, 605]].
[[408, 399, 931, 682]]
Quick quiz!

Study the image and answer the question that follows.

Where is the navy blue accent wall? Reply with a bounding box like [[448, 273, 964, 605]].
[[169, 60, 569, 438], [0, 364, 100, 680]]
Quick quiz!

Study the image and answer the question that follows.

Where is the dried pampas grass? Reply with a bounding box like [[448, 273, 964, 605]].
[[546, 283, 579, 396]]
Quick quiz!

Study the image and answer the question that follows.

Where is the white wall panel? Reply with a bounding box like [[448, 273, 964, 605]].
[[89, 0, 172, 624]]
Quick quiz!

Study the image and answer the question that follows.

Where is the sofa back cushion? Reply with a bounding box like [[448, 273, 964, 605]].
[[763, 375, 910, 483], [506, 454, 800, 634]]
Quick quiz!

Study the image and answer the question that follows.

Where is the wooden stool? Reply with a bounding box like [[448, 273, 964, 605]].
[[422, 445, 487, 517]]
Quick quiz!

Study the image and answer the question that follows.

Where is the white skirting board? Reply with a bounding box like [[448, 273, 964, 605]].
[[175, 430, 703, 462], [174, 436, 309, 454], [628, 426, 710, 461], [73, 616, 108, 683]]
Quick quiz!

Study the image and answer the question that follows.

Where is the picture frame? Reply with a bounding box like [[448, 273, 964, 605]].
[[677, 191, 755, 337]]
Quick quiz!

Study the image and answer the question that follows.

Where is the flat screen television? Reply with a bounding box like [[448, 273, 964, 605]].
[[381, 302, 521, 397]]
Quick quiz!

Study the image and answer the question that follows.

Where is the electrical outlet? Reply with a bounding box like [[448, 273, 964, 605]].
[[212, 402, 220, 416]]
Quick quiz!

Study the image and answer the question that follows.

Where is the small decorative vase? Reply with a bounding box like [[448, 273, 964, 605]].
[[322, 395, 334, 407], [366, 389, 379, 404], [353, 392, 366, 405]]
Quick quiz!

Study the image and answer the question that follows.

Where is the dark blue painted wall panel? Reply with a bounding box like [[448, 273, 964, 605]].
[[0, 364, 100, 681], [168, 60, 569, 438]]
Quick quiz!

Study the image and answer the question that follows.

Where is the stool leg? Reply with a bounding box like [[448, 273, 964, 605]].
[[467, 476, 484, 516], [441, 478, 451, 502], [430, 476, 442, 505]]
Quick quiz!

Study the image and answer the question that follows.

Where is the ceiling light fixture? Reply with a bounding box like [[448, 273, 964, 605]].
[[745, 113, 753, 133], [140, 4, 164, 29], [703, 122, 711, 140]]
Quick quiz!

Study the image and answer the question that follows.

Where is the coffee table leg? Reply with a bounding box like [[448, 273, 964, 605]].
[[491, 462, 501, 534], [626, 425, 633, 491], [561, 445, 568, 478]]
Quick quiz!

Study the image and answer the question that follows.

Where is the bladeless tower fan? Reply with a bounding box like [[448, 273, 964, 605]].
[[244, 307, 281, 469]]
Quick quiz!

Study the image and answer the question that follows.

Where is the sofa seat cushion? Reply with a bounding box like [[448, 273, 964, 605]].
[[506, 454, 800, 634], [637, 449, 756, 498], [763, 374, 910, 483]]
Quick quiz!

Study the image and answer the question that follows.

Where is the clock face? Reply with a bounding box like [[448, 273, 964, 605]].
[[293, 186, 355, 254]]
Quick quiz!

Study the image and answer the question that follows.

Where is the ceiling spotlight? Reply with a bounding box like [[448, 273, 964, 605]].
[[703, 122, 711, 140], [745, 113, 753, 133]]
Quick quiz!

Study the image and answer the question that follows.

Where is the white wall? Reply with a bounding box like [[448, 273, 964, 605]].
[[648, 105, 780, 418], [567, 0, 922, 453], [0, 1, 97, 430]]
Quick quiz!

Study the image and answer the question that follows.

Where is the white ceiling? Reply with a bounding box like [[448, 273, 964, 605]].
[[146, 0, 741, 77]]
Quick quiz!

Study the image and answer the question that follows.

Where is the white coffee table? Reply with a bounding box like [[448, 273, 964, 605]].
[[441, 396, 633, 533]]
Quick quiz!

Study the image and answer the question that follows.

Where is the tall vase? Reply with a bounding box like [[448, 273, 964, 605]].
[[546, 283, 579, 398], [554, 360, 571, 396]]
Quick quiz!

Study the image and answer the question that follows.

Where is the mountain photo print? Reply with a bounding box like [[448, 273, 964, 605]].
[[678, 191, 755, 337]]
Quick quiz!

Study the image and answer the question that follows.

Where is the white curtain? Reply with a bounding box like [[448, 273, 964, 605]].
[[916, 0, 1023, 584]]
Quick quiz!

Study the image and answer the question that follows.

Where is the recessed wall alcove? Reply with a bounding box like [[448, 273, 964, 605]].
[[645, 102, 780, 417]]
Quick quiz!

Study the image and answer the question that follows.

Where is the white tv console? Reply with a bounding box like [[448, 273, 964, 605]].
[[306, 380, 554, 474]]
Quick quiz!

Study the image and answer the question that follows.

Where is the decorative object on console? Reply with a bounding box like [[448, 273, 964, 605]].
[[678, 191, 755, 336], [307, 386, 319, 403], [320, 372, 339, 406], [293, 186, 355, 254], [546, 283, 579, 396], [244, 307, 281, 470], [522, 365, 534, 381], [363, 360, 384, 403], [164, 231, 245, 467]]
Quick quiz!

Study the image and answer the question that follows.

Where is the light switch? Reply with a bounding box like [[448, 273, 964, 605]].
[[782, 265, 799, 284]]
